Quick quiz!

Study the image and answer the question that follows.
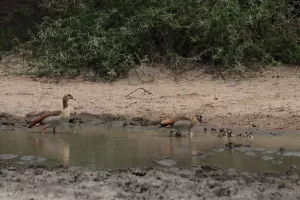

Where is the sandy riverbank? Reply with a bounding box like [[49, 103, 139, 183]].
[[1, 65, 300, 199], [1, 66, 300, 130]]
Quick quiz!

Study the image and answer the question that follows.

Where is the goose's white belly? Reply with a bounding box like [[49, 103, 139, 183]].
[[41, 107, 72, 128], [42, 115, 69, 127], [173, 120, 194, 130]]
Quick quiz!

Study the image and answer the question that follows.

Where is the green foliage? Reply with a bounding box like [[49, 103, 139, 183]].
[[0, 6, 41, 52], [18, 0, 300, 78]]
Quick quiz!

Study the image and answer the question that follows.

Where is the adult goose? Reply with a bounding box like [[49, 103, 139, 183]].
[[28, 94, 75, 137], [160, 114, 203, 136]]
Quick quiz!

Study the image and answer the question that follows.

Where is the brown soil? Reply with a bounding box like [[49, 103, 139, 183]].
[[1, 66, 300, 130]]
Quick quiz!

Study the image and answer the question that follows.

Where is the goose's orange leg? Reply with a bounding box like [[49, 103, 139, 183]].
[[42, 125, 48, 138]]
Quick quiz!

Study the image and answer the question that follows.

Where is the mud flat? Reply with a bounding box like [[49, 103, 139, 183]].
[[0, 161, 299, 200]]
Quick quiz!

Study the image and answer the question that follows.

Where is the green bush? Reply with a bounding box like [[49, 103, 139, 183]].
[[30, 0, 300, 79], [0, 6, 41, 53]]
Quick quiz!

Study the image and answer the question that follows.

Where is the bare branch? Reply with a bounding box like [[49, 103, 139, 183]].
[[125, 88, 152, 98]]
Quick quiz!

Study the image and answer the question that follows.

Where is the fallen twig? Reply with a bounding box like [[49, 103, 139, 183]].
[[125, 88, 152, 97]]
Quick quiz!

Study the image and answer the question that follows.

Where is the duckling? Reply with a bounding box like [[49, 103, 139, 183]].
[[246, 132, 254, 140], [225, 142, 235, 149], [226, 128, 233, 135], [217, 129, 234, 140], [226, 129, 235, 141], [234, 143, 243, 147], [217, 132, 226, 138], [278, 147, 285, 154], [236, 132, 248, 138], [227, 131, 234, 139]]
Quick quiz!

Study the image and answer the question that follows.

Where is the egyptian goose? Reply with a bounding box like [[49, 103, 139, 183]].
[[28, 94, 75, 137], [159, 114, 202, 136]]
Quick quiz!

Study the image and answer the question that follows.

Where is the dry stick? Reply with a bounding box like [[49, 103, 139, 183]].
[[125, 88, 152, 97]]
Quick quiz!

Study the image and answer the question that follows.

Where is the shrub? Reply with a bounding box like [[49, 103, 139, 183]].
[[27, 0, 300, 79]]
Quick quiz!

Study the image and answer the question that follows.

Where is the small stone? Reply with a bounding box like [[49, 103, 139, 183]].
[[8, 167, 17, 171], [250, 122, 257, 127], [132, 170, 147, 177], [93, 177, 100, 182]]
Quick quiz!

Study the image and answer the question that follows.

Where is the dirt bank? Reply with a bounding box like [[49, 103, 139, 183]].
[[2, 66, 300, 199], [1, 66, 300, 130], [0, 161, 299, 200]]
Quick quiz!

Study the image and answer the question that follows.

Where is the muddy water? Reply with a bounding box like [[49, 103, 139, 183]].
[[1, 126, 300, 173]]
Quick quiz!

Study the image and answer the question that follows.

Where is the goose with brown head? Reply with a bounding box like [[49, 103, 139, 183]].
[[160, 114, 203, 137], [28, 94, 76, 138]]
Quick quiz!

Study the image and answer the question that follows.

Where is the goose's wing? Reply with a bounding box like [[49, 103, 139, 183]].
[[28, 111, 61, 128]]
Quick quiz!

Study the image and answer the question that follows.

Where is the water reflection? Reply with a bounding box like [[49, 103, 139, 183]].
[[0, 126, 300, 172]]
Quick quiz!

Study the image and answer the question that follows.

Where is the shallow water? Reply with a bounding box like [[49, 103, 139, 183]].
[[1, 125, 300, 173]]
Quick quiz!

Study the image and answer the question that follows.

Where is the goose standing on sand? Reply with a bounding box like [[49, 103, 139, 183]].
[[28, 94, 75, 137], [159, 115, 203, 136]]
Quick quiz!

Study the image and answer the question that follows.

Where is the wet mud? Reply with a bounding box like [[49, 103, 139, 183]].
[[0, 112, 160, 131], [0, 161, 300, 200], [2, 111, 300, 132]]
